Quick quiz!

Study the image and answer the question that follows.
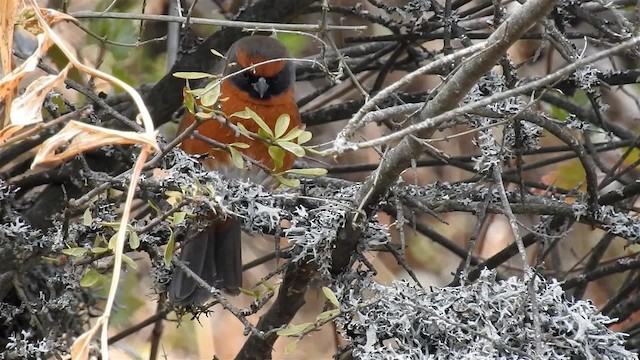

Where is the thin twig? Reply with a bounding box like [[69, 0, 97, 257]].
[[330, 34, 640, 154], [492, 166, 543, 356], [70, 11, 367, 32]]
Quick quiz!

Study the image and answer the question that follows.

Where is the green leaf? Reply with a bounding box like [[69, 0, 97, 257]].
[[94, 234, 106, 247], [186, 87, 207, 97], [172, 211, 187, 226], [147, 200, 161, 216], [240, 288, 260, 298], [82, 208, 93, 226], [274, 174, 300, 188], [200, 82, 221, 107], [284, 340, 299, 354], [92, 235, 100, 247], [80, 269, 100, 287], [268, 145, 285, 170], [108, 231, 118, 249], [239, 107, 273, 137], [230, 109, 253, 119], [278, 141, 305, 157], [284, 168, 328, 176], [274, 114, 290, 138], [304, 147, 323, 155], [183, 90, 195, 114], [165, 190, 183, 202], [276, 322, 313, 337], [315, 309, 340, 322], [229, 147, 245, 169], [257, 128, 272, 139], [122, 254, 137, 269], [261, 281, 279, 292], [322, 286, 340, 308], [230, 142, 250, 149], [279, 127, 305, 142], [107, 188, 119, 199], [173, 71, 215, 79], [164, 228, 175, 268], [210, 48, 225, 58], [90, 246, 109, 255], [62, 247, 87, 257], [235, 123, 251, 137], [297, 130, 312, 144], [128, 230, 140, 250]]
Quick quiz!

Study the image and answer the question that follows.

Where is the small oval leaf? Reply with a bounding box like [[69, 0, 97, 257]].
[[278, 141, 305, 157], [243, 107, 273, 137], [274, 174, 300, 188], [316, 309, 340, 322], [200, 82, 221, 107], [90, 246, 109, 254], [122, 254, 137, 269], [240, 288, 260, 298], [257, 128, 272, 139], [210, 48, 225, 58], [229, 147, 245, 169], [235, 123, 251, 137], [82, 208, 92, 226], [62, 247, 87, 257], [269, 145, 285, 170], [297, 130, 312, 144], [276, 322, 313, 337], [230, 110, 253, 119], [80, 269, 100, 287], [128, 230, 140, 250], [183, 90, 196, 113], [230, 142, 250, 149], [165, 191, 183, 203], [322, 286, 340, 308], [108, 232, 118, 249], [285, 168, 328, 176], [147, 200, 161, 216], [274, 114, 290, 138], [164, 228, 175, 268], [173, 71, 214, 79], [172, 211, 187, 226], [187, 87, 206, 96], [279, 127, 305, 142]]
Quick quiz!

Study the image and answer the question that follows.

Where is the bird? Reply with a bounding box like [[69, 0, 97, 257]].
[[168, 35, 301, 305]]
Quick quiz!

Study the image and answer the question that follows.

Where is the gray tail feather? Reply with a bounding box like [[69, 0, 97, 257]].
[[169, 219, 242, 305]]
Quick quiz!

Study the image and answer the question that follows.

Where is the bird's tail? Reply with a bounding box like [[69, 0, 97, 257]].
[[168, 219, 242, 305]]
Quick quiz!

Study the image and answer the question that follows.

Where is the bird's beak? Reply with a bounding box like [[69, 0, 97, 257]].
[[253, 77, 269, 98]]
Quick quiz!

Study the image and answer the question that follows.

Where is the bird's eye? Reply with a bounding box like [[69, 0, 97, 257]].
[[242, 72, 250, 79]]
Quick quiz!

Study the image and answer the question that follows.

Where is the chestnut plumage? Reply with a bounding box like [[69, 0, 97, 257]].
[[169, 35, 300, 305]]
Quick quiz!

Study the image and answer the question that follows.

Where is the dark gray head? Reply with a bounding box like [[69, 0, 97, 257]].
[[224, 35, 296, 100]]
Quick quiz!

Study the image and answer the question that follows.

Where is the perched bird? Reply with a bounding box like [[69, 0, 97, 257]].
[[169, 35, 301, 305]]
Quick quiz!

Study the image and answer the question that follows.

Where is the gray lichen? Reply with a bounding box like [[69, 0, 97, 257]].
[[335, 269, 635, 359]]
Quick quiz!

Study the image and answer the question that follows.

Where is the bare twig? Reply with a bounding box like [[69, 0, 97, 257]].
[[70, 11, 367, 32]]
